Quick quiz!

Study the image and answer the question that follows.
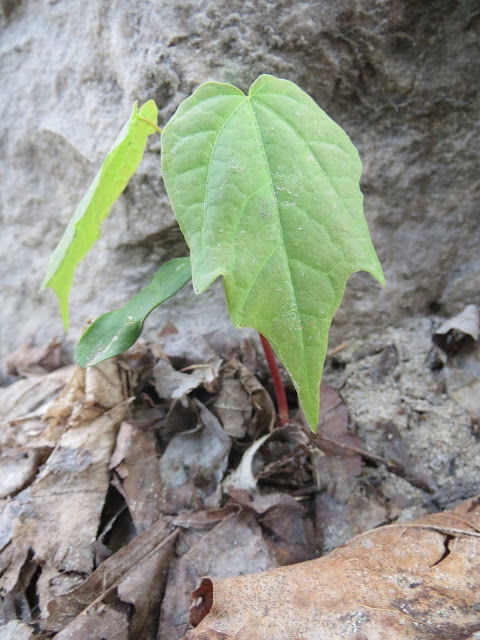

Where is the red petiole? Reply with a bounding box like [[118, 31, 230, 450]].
[[259, 333, 289, 427]]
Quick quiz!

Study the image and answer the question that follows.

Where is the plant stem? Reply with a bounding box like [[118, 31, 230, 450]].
[[259, 333, 289, 427]]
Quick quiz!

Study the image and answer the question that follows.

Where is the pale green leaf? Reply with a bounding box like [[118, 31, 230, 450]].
[[41, 100, 159, 330], [161, 74, 384, 430], [75, 257, 191, 367]]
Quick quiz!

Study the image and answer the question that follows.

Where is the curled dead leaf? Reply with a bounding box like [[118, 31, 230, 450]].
[[433, 305, 480, 418]]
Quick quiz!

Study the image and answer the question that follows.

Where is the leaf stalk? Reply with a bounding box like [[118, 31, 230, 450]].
[[259, 333, 289, 427]]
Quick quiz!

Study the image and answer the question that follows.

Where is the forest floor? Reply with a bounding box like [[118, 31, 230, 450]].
[[1, 310, 479, 639]]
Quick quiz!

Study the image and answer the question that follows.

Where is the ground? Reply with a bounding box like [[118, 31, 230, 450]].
[[0, 311, 479, 639]]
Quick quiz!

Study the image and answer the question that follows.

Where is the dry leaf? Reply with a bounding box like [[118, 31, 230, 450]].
[[433, 305, 480, 418], [228, 491, 318, 565], [159, 400, 231, 511], [212, 358, 275, 439], [5, 337, 62, 377], [184, 497, 480, 639], [159, 511, 279, 640], [0, 361, 128, 626], [225, 425, 311, 494], [433, 304, 479, 355], [154, 357, 221, 399], [0, 620, 36, 639], [0, 365, 73, 424], [173, 505, 241, 530], [110, 421, 164, 533], [311, 383, 362, 477], [45, 516, 174, 633]]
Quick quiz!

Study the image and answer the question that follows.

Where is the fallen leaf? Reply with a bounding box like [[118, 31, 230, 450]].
[[0, 365, 74, 424], [109, 421, 164, 533], [0, 447, 51, 499], [225, 426, 311, 494], [433, 305, 480, 418], [228, 491, 318, 565], [433, 304, 479, 356], [0, 548, 39, 626], [0, 620, 36, 639], [173, 505, 241, 530], [44, 516, 175, 633], [159, 511, 279, 640], [5, 337, 62, 377], [184, 497, 480, 639], [0, 361, 128, 627], [154, 357, 221, 399], [212, 358, 275, 439], [213, 377, 251, 438], [159, 400, 231, 511], [311, 383, 362, 477]]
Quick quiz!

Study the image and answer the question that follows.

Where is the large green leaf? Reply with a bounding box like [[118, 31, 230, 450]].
[[41, 100, 159, 330], [75, 257, 191, 367], [161, 74, 384, 430]]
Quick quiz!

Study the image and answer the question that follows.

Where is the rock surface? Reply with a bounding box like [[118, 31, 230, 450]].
[[1, 0, 479, 380]]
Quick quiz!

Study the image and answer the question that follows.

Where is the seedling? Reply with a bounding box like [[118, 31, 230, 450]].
[[41, 75, 384, 431]]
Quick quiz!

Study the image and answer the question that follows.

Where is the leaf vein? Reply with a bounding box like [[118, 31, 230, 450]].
[[251, 99, 356, 223], [245, 98, 308, 378]]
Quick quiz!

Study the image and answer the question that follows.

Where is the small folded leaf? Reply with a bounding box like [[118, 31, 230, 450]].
[[41, 100, 159, 330], [161, 74, 384, 430], [75, 257, 191, 367]]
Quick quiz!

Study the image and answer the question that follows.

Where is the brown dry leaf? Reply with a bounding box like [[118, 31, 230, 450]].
[[213, 358, 275, 439], [173, 505, 241, 530], [0, 366, 79, 501], [310, 383, 362, 477], [154, 357, 221, 399], [0, 548, 39, 626], [433, 304, 479, 355], [0, 365, 74, 424], [0, 447, 51, 499], [110, 421, 164, 533], [159, 400, 231, 512], [184, 497, 480, 639], [45, 519, 176, 639], [0, 361, 128, 625], [228, 491, 318, 565], [159, 511, 280, 640], [225, 426, 311, 494], [433, 305, 480, 419], [0, 620, 36, 639], [5, 337, 62, 377]]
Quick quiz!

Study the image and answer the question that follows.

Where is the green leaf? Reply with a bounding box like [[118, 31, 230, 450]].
[[41, 100, 159, 330], [75, 257, 191, 367], [161, 74, 384, 430]]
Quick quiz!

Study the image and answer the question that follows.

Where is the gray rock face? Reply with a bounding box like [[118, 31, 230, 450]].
[[1, 0, 479, 380]]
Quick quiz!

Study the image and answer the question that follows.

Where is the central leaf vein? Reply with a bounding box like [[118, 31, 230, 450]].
[[245, 97, 309, 378]]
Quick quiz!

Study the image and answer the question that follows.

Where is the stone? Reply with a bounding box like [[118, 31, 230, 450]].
[[1, 0, 479, 381]]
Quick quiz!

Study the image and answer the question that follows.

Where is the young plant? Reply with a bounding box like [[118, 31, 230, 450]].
[[41, 75, 384, 431]]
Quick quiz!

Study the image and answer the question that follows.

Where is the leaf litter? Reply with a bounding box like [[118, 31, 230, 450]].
[[1, 319, 480, 638]]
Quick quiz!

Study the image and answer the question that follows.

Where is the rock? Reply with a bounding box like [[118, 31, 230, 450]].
[[1, 0, 479, 380]]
